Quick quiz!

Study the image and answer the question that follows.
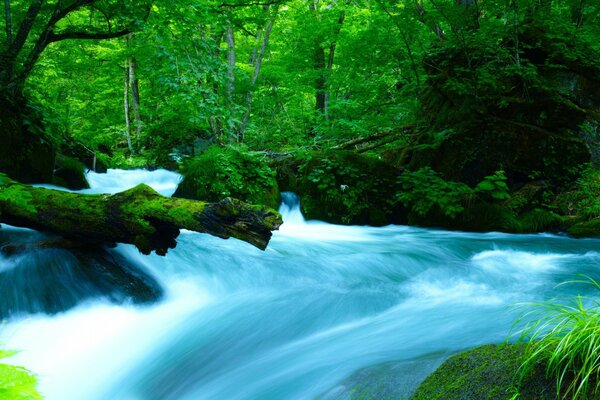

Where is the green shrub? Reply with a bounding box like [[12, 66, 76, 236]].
[[0, 349, 42, 400], [517, 209, 563, 233], [397, 167, 474, 218], [174, 145, 280, 208], [287, 150, 399, 225], [475, 170, 510, 201], [515, 278, 600, 399]]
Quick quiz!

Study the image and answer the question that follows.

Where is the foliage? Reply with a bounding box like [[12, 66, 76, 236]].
[[286, 150, 398, 225], [515, 278, 600, 399], [571, 167, 600, 219], [517, 209, 562, 233], [475, 170, 511, 201], [0, 349, 42, 400], [174, 146, 279, 208], [397, 167, 474, 218]]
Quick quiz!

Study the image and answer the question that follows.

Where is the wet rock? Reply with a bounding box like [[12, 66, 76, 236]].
[[0, 230, 163, 319]]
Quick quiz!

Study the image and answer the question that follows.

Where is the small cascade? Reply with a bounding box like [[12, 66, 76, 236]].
[[278, 191, 306, 225]]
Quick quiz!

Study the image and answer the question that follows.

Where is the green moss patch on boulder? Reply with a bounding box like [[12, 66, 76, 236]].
[[411, 344, 556, 400], [174, 145, 280, 209], [52, 156, 90, 190], [275, 150, 402, 225]]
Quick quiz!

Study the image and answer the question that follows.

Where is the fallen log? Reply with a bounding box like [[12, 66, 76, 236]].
[[0, 174, 282, 255]]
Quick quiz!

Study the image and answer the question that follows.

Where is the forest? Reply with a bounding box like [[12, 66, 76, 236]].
[[1, 0, 600, 399]]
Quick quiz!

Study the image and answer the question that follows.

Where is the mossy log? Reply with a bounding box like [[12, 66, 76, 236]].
[[0, 174, 282, 255]]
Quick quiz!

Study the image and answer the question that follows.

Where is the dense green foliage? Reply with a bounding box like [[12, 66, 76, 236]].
[[398, 167, 473, 218], [277, 150, 399, 224], [0, 349, 41, 400], [0, 0, 598, 232], [174, 146, 279, 208]]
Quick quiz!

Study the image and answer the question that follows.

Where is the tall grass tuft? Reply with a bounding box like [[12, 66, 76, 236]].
[[514, 277, 600, 399]]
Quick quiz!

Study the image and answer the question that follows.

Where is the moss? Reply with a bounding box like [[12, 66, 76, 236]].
[[275, 150, 401, 225], [174, 145, 280, 209], [411, 344, 556, 400], [0, 174, 281, 255], [52, 156, 90, 190]]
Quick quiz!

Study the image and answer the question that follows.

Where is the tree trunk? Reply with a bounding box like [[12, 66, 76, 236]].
[[0, 175, 282, 255], [123, 65, 134, 154], [226, 20, 236, 104], [323, 10, 346, 121], [128, 35, 142, 144], [4, 0, 11, 48], [238, 5, 278, 142]]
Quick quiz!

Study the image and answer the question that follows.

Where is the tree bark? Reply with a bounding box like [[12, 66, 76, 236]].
[[0, 175, 282, 255], [128, 35, 142, 144], [238, 5, 278, 142], [4, 0, 11, 48], [123, 66, 134, 154], [226, 20, 236, 104]]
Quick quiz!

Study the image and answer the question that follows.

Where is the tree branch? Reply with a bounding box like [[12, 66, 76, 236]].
[[220, 0, 283, 8], [6, 0, 43, 59], [48, 27, 132, 43]]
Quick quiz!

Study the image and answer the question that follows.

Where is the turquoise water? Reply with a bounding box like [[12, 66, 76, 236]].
[[2, 170, 599, 399]]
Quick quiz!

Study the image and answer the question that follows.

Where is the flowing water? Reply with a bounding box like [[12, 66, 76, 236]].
[[1, 169, 600, 400]]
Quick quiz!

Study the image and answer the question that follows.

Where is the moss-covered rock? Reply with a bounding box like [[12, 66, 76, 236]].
[[274, 150, 402, 225], [52, 156, 90, 190], [0, 99, 55, 183], [174, 145, 280, 209], [411, 344, 556, 400]]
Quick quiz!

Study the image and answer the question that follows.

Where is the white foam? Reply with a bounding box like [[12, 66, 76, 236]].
[[3, 281, 211, 400]]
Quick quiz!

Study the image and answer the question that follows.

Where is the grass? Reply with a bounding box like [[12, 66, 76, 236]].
[[514, 277, 600, 399]]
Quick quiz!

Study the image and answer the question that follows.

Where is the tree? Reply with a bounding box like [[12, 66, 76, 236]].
[[0, 0, 150, 182]]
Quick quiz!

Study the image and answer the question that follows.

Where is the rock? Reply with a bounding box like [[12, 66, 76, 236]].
[[52, 156, 90, 190], [567, 218, 600, 238], [174, 146, 281, 209], [274, 150, 403, 225], [411, 344, 557, 400], [0, 232, 163, 319], [408, 23, 598, 189]]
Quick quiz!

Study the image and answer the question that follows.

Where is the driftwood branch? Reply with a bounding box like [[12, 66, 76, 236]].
[[0, 175, 282, 255]]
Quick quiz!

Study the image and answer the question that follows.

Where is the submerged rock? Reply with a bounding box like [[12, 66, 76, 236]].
[[0, 230, 163, 319]]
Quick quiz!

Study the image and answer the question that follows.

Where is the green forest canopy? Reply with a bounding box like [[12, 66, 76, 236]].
[[2, 0, 597, 169]]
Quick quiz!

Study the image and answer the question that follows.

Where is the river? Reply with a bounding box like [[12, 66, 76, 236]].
[[1, 169, 599, 399]]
